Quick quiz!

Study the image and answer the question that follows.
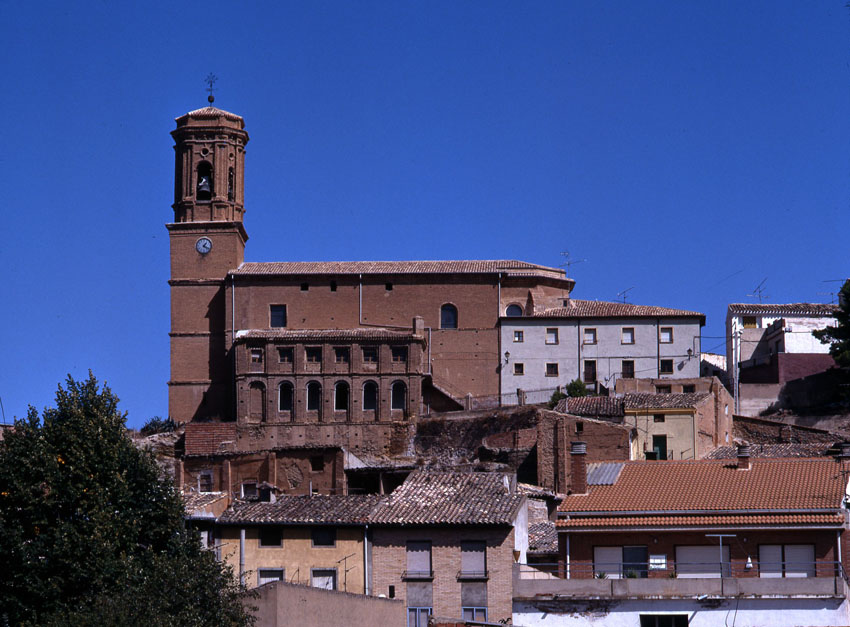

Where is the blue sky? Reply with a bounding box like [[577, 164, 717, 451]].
[[2, 2, 848, 428]]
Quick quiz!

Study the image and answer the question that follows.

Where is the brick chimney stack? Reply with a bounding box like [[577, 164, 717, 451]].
[[570, 441, 588, 495], [737, 444, 751, 470]]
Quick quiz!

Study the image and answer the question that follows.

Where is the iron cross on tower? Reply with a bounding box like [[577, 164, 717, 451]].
[[205, 73, 218, 104]]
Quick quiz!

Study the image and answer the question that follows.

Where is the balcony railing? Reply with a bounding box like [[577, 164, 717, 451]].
[[402, 570, 434, 581], [457, 570, 489, 580], [514, 562, 848, 600]]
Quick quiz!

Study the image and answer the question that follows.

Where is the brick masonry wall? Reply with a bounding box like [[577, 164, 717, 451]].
[[371, 526, 515, 623]]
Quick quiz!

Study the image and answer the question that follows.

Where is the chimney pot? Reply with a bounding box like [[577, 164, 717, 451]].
[[570, 441, 588, 494], [737, 444, 751, 470]]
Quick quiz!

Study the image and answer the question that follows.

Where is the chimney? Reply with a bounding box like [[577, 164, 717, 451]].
[[834, 442, 850, 463], [412, 316, 425, 338], [570, 441, 588, 495], [736, 444, 751, 470]]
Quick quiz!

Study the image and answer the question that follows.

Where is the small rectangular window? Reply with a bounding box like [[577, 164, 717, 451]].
[[330, 280, 337, 292], [655, 384, 671, 394], [242, 482, 258, 499], [259, 526, 283, 547], [310, 455, 325, 472], [306, 347, 322, 363], [406, 541, 432, 577], [311, 527, 336, 547], [258, 569, 284, 585], [460, 541, 487, 577], [300, 282, 309, 291], [198, 471, 213, 493], [653, 414, 665, 423], [583, 328, 597, 345], [391, 347, 408, 363], [659, 359, 674, 375], [385, 282, 393, 291], [334, 347, 350, 363], [659, 327, 673, 343], [270, 305, 287, 328], [622, 327, 635, 344], [743, 316, 757, 329], [362, 347, 378, 363], [576, 421, 583, 434], [622, 360, 635, 379], [546, 328, 559, 345], [545, 363, 559, 377], [682, 384, 696, 393], [278, 348, 293, 363], [513, 363, 524, 376], [311, 568, 337, 590], [513, 330, 524, 343], [250, 348, 263, 364]]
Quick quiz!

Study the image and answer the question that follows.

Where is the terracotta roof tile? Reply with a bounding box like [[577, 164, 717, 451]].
[[558, 513, 844, 529], [181, 106, 244, 121], [728, 303, 838, 316], [555, 396, 625, 417], [535, 300, 703, 320], [183, 492, 229, 519], [706, 444, 833, 459], [235, 328, 419, 342], [231, 260, 568, 279], [218, 495, 382, 525], [623, 393, 711, 410], [528, 522, 559, 553], [369, 471, 523, 525], [558, 458, 845, 514], [183, 423, 238, 457]]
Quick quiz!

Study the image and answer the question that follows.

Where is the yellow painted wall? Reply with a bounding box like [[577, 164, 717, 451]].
[[625, 410, 696, 460], [219, 525, 367, 593]]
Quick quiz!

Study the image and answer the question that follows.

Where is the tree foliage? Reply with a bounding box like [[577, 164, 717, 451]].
[[0, 373, 253, 626], [566, 378, 590, 398], [813, 280, 850, 369]]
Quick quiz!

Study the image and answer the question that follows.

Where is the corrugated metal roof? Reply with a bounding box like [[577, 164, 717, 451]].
[[587, 462, 624, 486]]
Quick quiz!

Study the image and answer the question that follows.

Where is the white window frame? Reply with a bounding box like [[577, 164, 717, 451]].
[[545, 328, 559, 345], [621, 327, 635, 344], [513, 330, 524, 343], [659, 327, 674, 344], [583, 328, 597, 345]]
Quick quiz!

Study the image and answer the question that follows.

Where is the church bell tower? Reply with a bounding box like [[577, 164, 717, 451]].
[[167, 100, 249, 423]]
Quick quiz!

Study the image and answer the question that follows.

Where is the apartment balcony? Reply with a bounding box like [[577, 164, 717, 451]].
[[514, 563, 848, 600]]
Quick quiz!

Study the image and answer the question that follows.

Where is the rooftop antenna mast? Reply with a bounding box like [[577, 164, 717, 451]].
[[559, 251, 586, 278], [819, 279, 846, 304], [747, 278, 768, 303], [205, 73, 218, 104], [617, 287, 634, 303]]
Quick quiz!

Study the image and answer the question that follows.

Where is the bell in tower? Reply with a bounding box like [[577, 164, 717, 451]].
[[171, 100, 249, 223]]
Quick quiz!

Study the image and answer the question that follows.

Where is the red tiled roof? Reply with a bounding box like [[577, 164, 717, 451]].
[[369, 471, 524, 525], [558, 513, 844, 529], [181, 106, 243, 121], [231, 260, 568, 278], [219, 495, 383, 525], [554, 396, 625, 417], [728, 303, 838, 316], [528, 521, 559, 553], [706, 444, 833, 460], [558, 458, 845, 514], [183, 423, 238, 457], [235, 328, 420, 342], [623, 393, 711, 410], [535, 300, 703, 320]]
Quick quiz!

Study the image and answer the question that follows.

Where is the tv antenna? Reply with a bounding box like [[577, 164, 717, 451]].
[[617, 287, 634, 303], [559, 251, 586, 278], [747, 278, 768, 303], [819, 279, 846, 304]]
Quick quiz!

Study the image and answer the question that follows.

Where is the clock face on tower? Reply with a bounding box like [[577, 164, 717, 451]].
[[195, 237, 212, 255]]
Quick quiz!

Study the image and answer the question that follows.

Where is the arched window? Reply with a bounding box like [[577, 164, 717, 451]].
[[334, 381, 350, 412], [249, 382, 266, 422], [278, 382, 293, 412], [440, 304, 458, 329], [505, 304, 523, 317], [307, 381, 322, 412], [391, 381, 407, 411], [363, 381, 378, 412], [196, 161, 213, 201]]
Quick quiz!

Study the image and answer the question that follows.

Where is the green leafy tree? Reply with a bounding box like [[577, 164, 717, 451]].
[[813, 279, 850, 368], [547, 389, 567, 409], [566, 378, 590, 398], [0, 373, 253, 626]]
